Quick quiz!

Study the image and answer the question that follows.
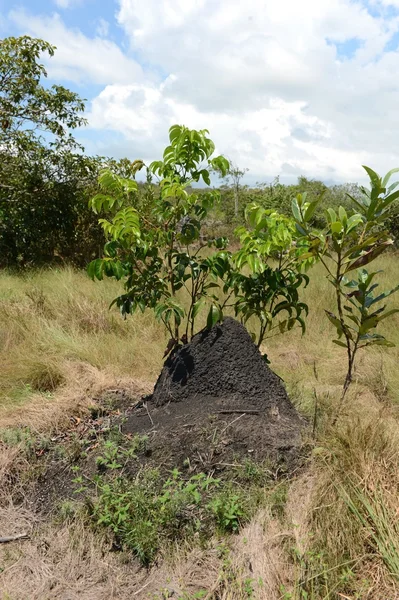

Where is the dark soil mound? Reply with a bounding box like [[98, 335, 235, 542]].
[[26, 320, 305, 514], [153, 317, 298, 416], [122, 318, 304, 469]]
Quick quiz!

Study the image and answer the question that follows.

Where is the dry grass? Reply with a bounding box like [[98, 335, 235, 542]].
[[0, 267, 162, 425], [0, 256, 399, 599], [0, 504, 148, 600], [0, 503, 293, 600]]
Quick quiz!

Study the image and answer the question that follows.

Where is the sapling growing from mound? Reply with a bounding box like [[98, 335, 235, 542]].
[[292, 166, 399, 421], [88, 125, 232, 354], [87, 125, 311, 358], [228, 204, 312, 351]]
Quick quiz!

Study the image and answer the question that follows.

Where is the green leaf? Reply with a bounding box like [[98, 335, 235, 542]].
[[382, 167, 399, 188], [338, 206, 347, 225], [369, 284, 399, 306], [192, 298, 205, 319], [204, 282, 220, 290], [326, 208, 337, 224], [345, 213, 363, 234], [362, 165, 381, 188], [110, 260, 125, 280], [207, 305, 221, 329], [380, 189, 399, 210], [292, 198, 301, 222], [324, 310, 344, 336], [247, 253, 261, 273], [295, 223, 308, 236], [154, 303, 167, 321], [331, 221, 343, 234], [359, 316, 379, 335], [201, 169, 211, 186], [333, 339, 348, 348], [87, 259, 105, 281], [169, 124, 182, 144], [278, 320, 287, 334], [376, 308, 399, 322], [304, 200, 320, 222]]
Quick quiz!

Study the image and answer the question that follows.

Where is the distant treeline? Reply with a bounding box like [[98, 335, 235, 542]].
[[2, 157, 399, 268]]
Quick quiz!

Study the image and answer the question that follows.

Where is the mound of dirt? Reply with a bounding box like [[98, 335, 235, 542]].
[[153, 317, 298, 414], [121, 318, 305, 470], [25, 320, 306, 514]]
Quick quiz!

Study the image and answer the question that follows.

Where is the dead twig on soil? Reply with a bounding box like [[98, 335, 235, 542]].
[[215, 410, 260, 415], [220, 413, 246, 435], [0, 533, 29, 543], [143, 402, 154, 426]]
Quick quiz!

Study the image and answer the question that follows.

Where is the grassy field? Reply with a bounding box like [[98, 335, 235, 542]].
[[0, 255, 399, 599]]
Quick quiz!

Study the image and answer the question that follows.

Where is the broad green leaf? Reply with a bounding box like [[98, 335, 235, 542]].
[[192, 298, 205, 319], [247, 253, 261, 273], [339, 206, 347, 226], [359, 315, 379, 335], [87, 259, 105, 281], [362, 165, 381, 188], [324, 310, 344, 336], [304, 200, 320, 222], [380, 189, 399, 210], [169, 124, 182, 144], [382, 167, 399, 188], [207, 304, 221, 329], [201, 169, 211, 186], [331, 221, 343, 234], [291, 198, 302, 222], [110, 260, 125, 280], [326, 208, 337, 224], [369, 284, 399, 306], [376, 308, 399, 321], [295, 223, 308, 236]]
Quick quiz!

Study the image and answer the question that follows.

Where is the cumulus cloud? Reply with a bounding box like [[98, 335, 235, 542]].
[[9, 9, 143, 86], [84, 0, 399, 182], [88, 82, 367, 182], [10, 0, 399, 182]]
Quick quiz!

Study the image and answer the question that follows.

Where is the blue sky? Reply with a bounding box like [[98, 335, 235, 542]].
[[2, 0, 399, 184]]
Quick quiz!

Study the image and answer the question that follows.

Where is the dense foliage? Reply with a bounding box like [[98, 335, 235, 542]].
[[88, 125, 313, 356], [0, 36, 103, 266], [293, 166, 399, 416]]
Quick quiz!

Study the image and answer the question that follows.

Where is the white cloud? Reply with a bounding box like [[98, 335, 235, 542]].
[[53, 0, 81, 8], [85, 0, 399, 182], [10, 0, 399, 182], [9, 10, 143, 86], [88, 82, 369, 182], [96, 17, 109, 38]]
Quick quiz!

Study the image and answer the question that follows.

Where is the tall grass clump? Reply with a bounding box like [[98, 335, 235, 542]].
[[0, 267, 165, 410], [292, 416, 399, 599]]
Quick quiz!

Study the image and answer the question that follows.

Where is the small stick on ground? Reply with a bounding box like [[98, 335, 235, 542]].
[[0, 533, 29, 543], [143, 402, 154, 426], [220, 413, 246, 435], [216, 410, 260, 415]]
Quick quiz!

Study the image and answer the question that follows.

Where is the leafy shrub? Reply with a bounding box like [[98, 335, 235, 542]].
[[292, 166, 399, 418], [88, 125, 311, 355], [74, 462, 255, 565]]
